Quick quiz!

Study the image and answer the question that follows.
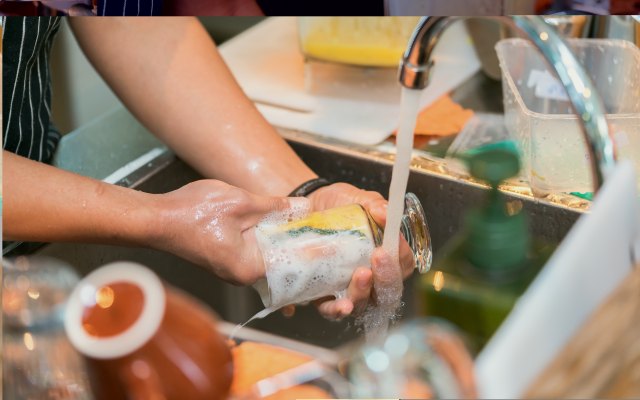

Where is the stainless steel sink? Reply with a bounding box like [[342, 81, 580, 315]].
[[9, 72, 584, 349], [28, 139, 581, 349]]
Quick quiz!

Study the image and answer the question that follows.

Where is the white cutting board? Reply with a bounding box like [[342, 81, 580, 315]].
[[219, 18, 481, 145], [476, 161, 640, 398]]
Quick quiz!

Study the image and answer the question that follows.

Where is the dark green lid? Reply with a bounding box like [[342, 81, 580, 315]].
[[461, 143, 529, 271]]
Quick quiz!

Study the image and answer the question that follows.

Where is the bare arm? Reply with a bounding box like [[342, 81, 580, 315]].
[[5, 18, 409, 319], [3, 150, 295, 284], [3, 151, 155, 245], [68, 17, 315, 197]]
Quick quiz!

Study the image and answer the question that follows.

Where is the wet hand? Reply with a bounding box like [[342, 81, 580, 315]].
[[151, 180, 308, 285]]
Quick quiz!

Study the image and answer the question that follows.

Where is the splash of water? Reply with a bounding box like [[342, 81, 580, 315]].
[[229, 307, 277, 341]]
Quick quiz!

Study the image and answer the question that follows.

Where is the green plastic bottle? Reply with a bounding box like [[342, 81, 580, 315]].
[[417, 145, 555, 352]]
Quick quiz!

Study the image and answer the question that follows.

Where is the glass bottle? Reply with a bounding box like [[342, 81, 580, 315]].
[[417, 146, 555, 352], [253, 192, 432, 310]]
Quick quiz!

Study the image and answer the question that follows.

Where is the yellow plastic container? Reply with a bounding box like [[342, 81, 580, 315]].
[[298, 17, 420, 68]]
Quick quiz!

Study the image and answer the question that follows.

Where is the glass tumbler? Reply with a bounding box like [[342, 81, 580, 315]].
[[253, 192, 432, 310], [347, 318, 477, 398]]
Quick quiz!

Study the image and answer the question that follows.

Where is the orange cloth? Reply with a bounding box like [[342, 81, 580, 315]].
[[393, 94, 474, 137], [230, 341, 331, 399]]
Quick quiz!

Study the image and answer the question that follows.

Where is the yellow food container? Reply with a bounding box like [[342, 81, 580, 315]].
[[298, 17, 421, 68]]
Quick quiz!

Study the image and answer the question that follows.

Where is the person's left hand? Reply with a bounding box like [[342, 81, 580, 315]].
[[280, 182, 415, 320]]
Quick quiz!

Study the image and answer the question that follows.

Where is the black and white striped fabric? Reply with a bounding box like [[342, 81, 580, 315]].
[[99, 0, 162, 15], [3, 16, 62, 163]]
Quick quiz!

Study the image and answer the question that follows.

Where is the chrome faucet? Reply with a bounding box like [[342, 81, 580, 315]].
[[399, 16, 616, 192]]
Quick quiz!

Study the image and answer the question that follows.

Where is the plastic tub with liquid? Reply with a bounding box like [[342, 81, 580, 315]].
[[496, 38, 640, 195]]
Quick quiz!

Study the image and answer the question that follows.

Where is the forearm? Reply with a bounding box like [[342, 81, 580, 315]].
[[3, 151, 158, 245], [68, 17, 316, 197]]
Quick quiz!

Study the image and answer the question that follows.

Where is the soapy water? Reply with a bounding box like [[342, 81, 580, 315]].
[[255, 228, 375, 310], [259, 197, 312, 226], [231, 224, 375, 340], [253, 200, 377, 310], [229, 201, 313, 341], [229, 306, 276, 341], [231, 199, 377, 339]]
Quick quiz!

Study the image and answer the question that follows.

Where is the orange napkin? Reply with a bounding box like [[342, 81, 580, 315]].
[[393, 94, 474, 137]]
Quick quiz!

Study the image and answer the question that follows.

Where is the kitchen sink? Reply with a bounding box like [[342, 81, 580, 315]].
[[28, 131, 582, 348], [2, 69, 584, 348]]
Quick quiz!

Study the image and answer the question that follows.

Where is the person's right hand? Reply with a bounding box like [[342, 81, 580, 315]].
[[149, 180, 307, 285]]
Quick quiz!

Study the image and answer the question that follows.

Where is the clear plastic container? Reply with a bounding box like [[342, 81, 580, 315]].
[[496, 38, 640, 195]]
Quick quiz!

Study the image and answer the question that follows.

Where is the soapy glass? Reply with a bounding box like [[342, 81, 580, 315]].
[[253, 192, 432, 310]]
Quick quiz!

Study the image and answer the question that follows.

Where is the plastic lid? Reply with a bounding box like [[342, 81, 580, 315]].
[[461, 144, 529, 271]]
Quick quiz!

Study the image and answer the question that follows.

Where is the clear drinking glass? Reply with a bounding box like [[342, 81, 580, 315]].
[[347, 318, 477, 399], [3, 256, 80, 329], [2, 257, 93, 400], [243, 318, 477, 398], [253, 192, 432, 310]]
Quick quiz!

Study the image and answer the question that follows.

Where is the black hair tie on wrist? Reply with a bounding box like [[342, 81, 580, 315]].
[[288, 178, 332, 197]]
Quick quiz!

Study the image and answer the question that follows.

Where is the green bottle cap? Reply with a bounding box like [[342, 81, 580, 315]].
[[461, 143, 529, 271]]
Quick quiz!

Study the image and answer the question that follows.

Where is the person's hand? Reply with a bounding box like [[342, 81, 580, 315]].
[[150, 180, 306, 285], [281, 182, 415, 320]]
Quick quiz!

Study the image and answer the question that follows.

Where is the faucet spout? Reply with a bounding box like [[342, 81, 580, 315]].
[[399, 16, 616, 192]]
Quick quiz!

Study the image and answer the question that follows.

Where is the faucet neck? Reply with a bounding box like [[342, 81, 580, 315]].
[[399, 17, 454, 90]]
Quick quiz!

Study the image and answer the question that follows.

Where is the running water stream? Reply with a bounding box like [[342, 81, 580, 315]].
[[358, 87, 423, 342]]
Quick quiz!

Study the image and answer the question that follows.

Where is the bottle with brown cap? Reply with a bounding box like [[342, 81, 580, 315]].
[[64, 261, 233, 400]]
